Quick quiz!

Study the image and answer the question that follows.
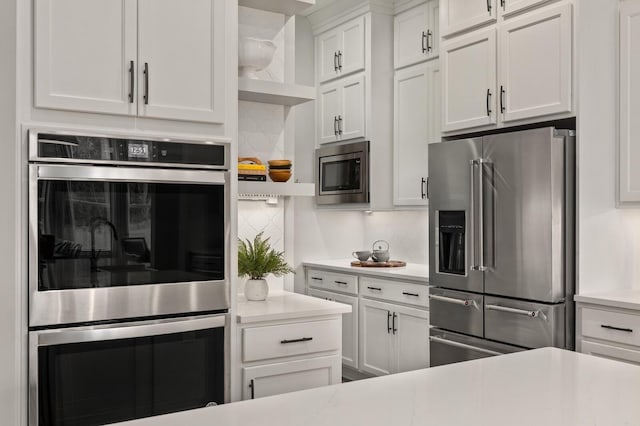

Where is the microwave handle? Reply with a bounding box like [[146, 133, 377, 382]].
[[34, 314, 227, 347], [34, 164, 228, 185]]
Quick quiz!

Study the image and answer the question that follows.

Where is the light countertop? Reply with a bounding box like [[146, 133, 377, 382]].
[[120, 347, 640, 426], [303, 259, 429, 283], [236, 291, 352, 324], [575, 290, 640, 311]]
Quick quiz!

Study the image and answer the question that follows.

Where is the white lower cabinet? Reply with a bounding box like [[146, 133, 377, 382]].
[[576, 301, 640, 367], [242, 356, 341, 400], [359, 298, 429, 376]]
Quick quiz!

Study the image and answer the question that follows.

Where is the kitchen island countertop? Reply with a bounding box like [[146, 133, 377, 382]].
[[119, 347, 640, 426], [303, 259, 429, 283]]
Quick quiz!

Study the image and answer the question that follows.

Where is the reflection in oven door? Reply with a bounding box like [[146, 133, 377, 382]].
[[29, 314, 228, 426]]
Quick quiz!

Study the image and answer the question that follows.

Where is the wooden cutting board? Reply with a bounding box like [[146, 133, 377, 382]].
[[351, 260, 407, 268]]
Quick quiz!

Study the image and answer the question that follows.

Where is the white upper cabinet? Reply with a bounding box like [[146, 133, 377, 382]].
[[499, 4, 572, 123], [34, 0, 137, 115], [501, 0, 551, 16], [138, 0, 225, 123], [619, 1, 640, 203], [441, 0, 497, 37], [317, 74, 365, 144], [394, 61, 440, 206], [34, 0, 225, 124], [394, 0, 439, 69], [442, 28, 497, 132], [316, 15, 365, 84]]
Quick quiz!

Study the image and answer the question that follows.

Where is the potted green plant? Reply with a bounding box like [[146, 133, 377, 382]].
[[238, 232, 294, 301]]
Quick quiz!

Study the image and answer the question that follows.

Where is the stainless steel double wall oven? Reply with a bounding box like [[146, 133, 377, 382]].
[[28, 129, 231, 425]]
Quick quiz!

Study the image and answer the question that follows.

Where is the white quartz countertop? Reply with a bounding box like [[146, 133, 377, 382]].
[[236, 291, 352, 324], [575, 290, 640, 311], [120, 348, 640, 426], [303, 259, 429, 283]]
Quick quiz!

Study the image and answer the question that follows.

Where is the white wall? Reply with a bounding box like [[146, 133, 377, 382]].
[[576, 0, 640, 294], [0, 0, 21, 424]]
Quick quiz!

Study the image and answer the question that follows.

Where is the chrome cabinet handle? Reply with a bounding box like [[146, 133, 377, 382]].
[[338, 51, 343, 70], [429, 294, 478, 308], [143, 62, 149, 105], [421, 177, 426, 199], [500, 85, 506, 113], [429, 336, 502, 356], [426, 29, 433, 52], [422, 31, 427, 53], [387, 311, 392, 334], [486, 89, 492, 116], [392, 312, 397, 334], [337, 116, 343, 135], [128, 60, 134, 103], [601, 325, 633, 333], [281, 337, 313, 344], [249, 379, 255, 399], [486, 304, 542, 318]]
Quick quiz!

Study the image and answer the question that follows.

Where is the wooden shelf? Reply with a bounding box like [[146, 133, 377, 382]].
[[238, 181, 315, 197], [238, 78, 315, 106], [238, 0, 315, 15]]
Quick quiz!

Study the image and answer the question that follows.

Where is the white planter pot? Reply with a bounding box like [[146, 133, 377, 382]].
[[245, 278, 269, 301]]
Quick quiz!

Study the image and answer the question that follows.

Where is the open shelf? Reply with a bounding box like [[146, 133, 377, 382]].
[[238, 0, 315, 15], [238, 78, 315, 106], [238, 181, 315, 197]]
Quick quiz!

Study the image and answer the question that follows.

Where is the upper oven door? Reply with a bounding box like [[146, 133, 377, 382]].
[[29, 164, 230, 327]]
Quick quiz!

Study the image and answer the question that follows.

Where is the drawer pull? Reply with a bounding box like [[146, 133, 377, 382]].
[[387, 311, 392, 334], [367, 286, 382, 291], [486, 304, 542, 319], [392, 312, 397, 335], [335, 280, 348, 286], [249, 379, 255, 399], [280, 337, 313, 344], [430, 294, 478, 308], [311, 277, 323, 280], [402, 292, 420, 297], [601, 324, 633, 333]]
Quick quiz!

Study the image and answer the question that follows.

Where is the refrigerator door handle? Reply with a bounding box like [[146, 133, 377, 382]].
[[429, 336, 502, 356], [429, 294, 478, 308], [486, 304, 546, 320], [470, 159, 487, 272]]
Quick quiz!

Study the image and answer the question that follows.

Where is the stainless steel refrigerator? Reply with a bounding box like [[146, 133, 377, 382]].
[[427, 127, 575, 366]]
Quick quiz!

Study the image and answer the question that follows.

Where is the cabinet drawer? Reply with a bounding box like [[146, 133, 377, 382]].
[[582, 308, 640, 347], [307, 270, 358, 295], [360, 276, 429, 308], [581, 340, 640, 366], [243, 319, 340, 362]]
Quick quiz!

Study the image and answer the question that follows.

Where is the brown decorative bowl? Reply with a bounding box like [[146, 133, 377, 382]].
[[268, 169, 292, 182], [268, 159, 292, 167]]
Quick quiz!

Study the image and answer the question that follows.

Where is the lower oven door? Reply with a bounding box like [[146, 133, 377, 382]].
[[29, 314, 228, 426], [429, 328, 524, 367]]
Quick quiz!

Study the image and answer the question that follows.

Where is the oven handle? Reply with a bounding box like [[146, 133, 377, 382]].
[[35, 164, 228, 185], [429, 336, 502, 356], [35, 314, 227, 347]]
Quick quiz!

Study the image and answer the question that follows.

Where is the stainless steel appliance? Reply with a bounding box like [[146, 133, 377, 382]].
[[316, 140, 369, 205], [28, 129, 230, 327], [427, 127, 575, 366], [30, 314, 228, 426]]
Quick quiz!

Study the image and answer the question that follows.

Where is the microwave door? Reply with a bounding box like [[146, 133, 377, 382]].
[[428, 138, 483, 293]]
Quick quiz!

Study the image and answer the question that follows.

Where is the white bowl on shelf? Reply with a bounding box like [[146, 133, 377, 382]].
[[238, 37, 276, 79]]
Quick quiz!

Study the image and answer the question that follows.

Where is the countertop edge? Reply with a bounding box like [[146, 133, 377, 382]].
[[237, 305, 352, 324], [574, 292, 640, 311], [302, 260, 429, 283]]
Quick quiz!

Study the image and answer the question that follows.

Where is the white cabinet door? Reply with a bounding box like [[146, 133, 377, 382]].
[[394, 306, 429, 372], [340, 74, 366, 141], [442, 28, 497, 132], [581, 341, 640, 367], [498, 4, 572, 123], [501, 0, 550, 16], [138, 0, 225, 123], [307, 289, 359, 370], [340, 16, 366, 78], [441, 0, 497, 37], [619, 1, 640, 202], [317, 30, 341, 84], [317, 81, 342, 145], [359, 299, 393, 376], [34, 0, 137, 115], [394, 63, 429, 206], [426, 62, 442, 144], [317, 16, 365, 84], [394, 2, 440, 69], [242, 356, 341, 400]]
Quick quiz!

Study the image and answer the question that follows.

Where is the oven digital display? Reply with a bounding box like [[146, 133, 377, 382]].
[[128, 143, 149, 159]]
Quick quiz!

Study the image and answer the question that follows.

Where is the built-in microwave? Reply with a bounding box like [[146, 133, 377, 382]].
[[316, 140, 369, 205]]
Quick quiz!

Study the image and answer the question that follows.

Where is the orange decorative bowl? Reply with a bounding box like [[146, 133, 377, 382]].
[[268, 169, 292, 182], [268, 159, 292, 167]]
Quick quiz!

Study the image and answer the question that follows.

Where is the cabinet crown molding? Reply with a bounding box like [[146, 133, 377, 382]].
[[308, 0, 393, 35]]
